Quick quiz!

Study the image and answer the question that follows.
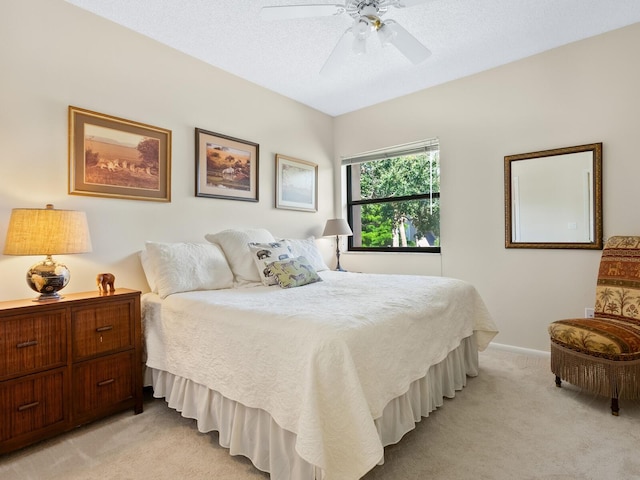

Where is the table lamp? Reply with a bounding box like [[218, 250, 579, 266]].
[[322, 218, 353, 272], [4, 204, 92, 301]]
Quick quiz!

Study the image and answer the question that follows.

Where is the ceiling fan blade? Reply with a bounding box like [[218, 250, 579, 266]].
[[352, 35, 367, 56], [260, 4, 346, 20], [320, 28, 353, 76], [379, 20, 431, 64], [387, 0, 432, 8]]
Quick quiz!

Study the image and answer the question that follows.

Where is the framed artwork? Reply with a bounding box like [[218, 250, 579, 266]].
[[275, 154, 318, 212], [68, 106, 171, 202], [195, 128, 259, 202]]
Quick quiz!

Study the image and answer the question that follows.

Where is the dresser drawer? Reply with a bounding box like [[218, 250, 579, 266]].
[[72, 300, 134, 360], [0, 368, 66, 442], [0, 289, 142, 454], [72, 352, 135, 420], [0, 310, 67, 380]]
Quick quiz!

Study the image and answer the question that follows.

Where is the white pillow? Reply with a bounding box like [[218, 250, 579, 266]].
[[248, 241, 294, 286], [139, 249, 158, 293], [205, 228, 275, 286], [282, 236, 330, 272], [144, 241, 234, 298]]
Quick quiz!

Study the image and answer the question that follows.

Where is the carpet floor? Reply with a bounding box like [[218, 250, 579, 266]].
[[1, 347, 639, 480]]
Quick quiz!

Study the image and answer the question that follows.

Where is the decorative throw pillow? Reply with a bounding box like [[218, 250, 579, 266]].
[[248, 241, 294, 286], [282, 236, 330, 272], [205, 228, 275, 286], [267, 256, 322, 289], [144, 241, 234, 298]]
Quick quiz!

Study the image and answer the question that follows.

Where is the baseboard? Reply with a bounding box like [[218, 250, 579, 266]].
[[486, 342, 550, 358]]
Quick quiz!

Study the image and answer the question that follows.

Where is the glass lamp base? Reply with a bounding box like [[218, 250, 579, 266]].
[[26, 256, 70, 301]]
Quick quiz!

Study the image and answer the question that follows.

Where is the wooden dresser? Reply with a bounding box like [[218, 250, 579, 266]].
[[0, 288, 143, 454]]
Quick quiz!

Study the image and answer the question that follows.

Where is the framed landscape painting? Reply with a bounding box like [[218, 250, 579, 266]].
[[275, 154, 318, 212], [195, 128, 259, 202], [68, 106, 171, 202]]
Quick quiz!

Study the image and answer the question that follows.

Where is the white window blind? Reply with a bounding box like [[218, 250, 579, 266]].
[[341, 138, 439, 166]]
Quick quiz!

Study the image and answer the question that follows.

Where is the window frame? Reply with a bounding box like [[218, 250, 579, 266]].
[[345, 141, 441, 254]]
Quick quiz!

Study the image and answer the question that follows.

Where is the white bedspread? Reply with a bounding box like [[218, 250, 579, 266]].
[[143, 271, 498, 480]]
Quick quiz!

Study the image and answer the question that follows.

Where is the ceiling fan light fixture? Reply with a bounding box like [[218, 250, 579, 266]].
[[353, 17, 371, 38], [359, 4, 379, 18]]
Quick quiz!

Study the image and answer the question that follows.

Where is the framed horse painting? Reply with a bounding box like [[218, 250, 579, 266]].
[[195, 128, 259, 202]]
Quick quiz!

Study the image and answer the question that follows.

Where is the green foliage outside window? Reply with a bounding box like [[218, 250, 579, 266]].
[[349, 151, 440, 250]]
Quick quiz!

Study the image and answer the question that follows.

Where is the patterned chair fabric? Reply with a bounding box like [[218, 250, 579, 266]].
[[548, 236, 640, 408]]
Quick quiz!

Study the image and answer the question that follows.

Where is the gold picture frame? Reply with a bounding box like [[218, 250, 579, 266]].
[[275, 154, 318, 212], [504, 143, 603, 249], [69, 106, 171, 202], [195, 128, 259, 202]]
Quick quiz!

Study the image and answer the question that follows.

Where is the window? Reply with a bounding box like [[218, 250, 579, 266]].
[[344, 139, 440, 253]]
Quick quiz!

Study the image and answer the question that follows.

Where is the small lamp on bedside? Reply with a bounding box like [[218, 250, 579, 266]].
[[322, 218, 353, 272], [3, 204, 92, 301]]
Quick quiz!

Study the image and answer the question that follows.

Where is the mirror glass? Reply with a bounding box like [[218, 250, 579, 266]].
[[505, 143, 602, 249]]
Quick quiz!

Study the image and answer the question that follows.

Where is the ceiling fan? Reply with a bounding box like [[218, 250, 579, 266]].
[[260, 0, 433, 75]]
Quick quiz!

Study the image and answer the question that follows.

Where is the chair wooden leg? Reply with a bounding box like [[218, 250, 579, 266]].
[[611, 397, 619, 416], [555, 375, 562, 387]]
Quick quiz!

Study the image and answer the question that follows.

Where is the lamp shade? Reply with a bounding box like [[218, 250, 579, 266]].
[[4, 204, 92, 301], [4, 204, 92, 256], [322, 218, 353, 237]]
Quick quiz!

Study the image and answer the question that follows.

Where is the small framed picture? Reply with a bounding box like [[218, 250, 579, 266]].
[[68, 106, 171, 202], [195, 128, 259, 202], [275, 154, 318, 212]]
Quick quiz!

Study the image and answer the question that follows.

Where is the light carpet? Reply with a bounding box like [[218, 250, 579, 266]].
[[1, 347, 639, 480]]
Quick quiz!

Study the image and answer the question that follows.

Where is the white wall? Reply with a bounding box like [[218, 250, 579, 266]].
[[0, 0, 335, 302], [334, 23, 640, 351]]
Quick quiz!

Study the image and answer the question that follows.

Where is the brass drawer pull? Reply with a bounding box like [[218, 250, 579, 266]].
[[97, 378, 115, 387], [96, 325, 114, 333], [18, 401, 40, 412], [16, 340, 38, 349]]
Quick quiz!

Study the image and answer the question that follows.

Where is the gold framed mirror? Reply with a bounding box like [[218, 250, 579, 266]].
[[505, 143, 603, 249]]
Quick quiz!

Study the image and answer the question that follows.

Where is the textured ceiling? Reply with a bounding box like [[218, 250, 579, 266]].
[[64, 0, 640, 116]]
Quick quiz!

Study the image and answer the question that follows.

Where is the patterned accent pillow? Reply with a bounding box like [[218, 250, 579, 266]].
[[267, 256, 322, 289], [248, 241, 294, 286]]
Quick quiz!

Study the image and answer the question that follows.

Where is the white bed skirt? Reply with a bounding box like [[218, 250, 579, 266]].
[[146, 334, 479, 480]]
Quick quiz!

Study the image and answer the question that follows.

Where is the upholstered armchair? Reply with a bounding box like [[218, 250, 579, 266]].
[[548, 236, 640, 415]]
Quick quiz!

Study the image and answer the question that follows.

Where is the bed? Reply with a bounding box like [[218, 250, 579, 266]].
[[139, 229, 498, 480]]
